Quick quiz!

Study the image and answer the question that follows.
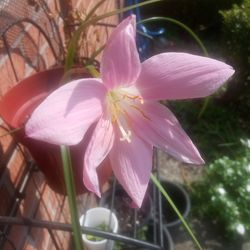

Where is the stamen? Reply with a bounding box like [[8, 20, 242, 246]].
[[106, 87, 144, 143], [121, 92, 144, 104], [130, 104, 151, 120]]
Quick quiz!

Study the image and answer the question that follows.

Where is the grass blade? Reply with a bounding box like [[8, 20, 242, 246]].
[[65, 0, 162, 70], [61, 146, 83, 250], [150, 173, 203, 250]]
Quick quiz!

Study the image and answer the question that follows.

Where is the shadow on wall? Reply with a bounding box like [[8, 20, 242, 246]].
[[0, 124, 70, 249], [0, 126, 44, 249]]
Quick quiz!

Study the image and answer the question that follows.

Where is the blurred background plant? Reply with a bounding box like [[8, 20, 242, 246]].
[[191, 139, 250, 239], [142, 0, 250, 106], [220, 0, 250, 105], [137, 0, 250, 243]]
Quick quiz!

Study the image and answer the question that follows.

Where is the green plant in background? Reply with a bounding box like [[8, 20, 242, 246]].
[[220, 0, 250, 104], [141, 0, 243, 34], [86, 222, 108, 241], [191, 139, 250, 238], [220, 0, 250, 67], [169, 99, 249, 162]]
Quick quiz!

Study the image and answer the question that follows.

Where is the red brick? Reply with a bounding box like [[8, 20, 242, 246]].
[[0, 124, 14, 155], [1, 1, 119, 249], [7, 147, 26, 187], [0, 53, 25, 96]]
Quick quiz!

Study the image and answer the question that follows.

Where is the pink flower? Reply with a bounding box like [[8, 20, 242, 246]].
[[25, 15, 234, 207]]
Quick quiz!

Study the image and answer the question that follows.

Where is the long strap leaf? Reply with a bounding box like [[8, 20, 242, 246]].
[[138, 17, 210, 117], [150, 174, 203, 250], [65, 0, 162, 70], [61, 146, 83, 250], [138, 17, 208, 56]]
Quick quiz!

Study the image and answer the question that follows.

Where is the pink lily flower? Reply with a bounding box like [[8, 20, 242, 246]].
[[25, 15, 234, 207]]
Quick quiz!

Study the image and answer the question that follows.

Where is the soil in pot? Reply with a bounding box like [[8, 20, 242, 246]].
[[99, 184, 152, 235]]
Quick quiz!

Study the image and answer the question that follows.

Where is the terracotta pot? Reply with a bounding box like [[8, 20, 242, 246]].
[[0, 67, 112, 195]]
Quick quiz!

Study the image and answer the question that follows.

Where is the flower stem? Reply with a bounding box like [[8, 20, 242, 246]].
[[138, 17, 208, 56], [61, 146, 83, 250], [85, 64, 100, 78], [138, 17, 210, 118], [150, 173, 203, 250], [65, 0, 162, 70]]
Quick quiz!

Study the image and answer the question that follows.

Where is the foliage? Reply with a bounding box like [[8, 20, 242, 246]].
[[169, 99, 250, 162], [220, 0, 250, 68], [86, 222, 108, 242], [142, 0, 242, 33], [220, 0, 250, 103], [191, 139, 250, 238]]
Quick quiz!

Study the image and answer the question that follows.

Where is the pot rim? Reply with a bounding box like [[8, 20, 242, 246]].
[[80, 207, 119, 245]]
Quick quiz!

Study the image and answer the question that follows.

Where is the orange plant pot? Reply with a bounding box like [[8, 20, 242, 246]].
[[0, 67, 111, 195]]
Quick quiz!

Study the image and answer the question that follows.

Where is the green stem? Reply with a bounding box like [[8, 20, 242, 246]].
[[61, 146, 83, 250], [150, 173, 203, 250], [198, 96, 210, 119], [138, 17, 208, 56], [65, 0, 162, 70], [85, 64, 100, 78], [85, 0, 106, 21], [88, 29, 154, 62], [138, 17, 210, 117], [88, 44, 106, 63]]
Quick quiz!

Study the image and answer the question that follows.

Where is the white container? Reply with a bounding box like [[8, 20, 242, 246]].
[[79, 207, 119, 250]]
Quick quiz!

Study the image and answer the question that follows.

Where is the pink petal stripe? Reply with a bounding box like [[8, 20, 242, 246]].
[[101, 15, 141, 89], [129, 102, 204, 164], [109, 129, 152, 207], [25, 78, 106, 145], [137, 53, 235, 100], [83, 117, 114, 196]]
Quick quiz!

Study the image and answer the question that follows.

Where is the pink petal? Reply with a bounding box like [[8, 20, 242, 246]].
[[83, 117, 114, 196], [129, 102, 204, 164], [25, 78, 106, 145], [101, 15, 141, 89], [137, 53, 235, 100], [109, 129, 152, 207]]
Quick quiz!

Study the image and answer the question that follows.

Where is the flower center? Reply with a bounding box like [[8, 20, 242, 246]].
[[106, 87, 144, 143]]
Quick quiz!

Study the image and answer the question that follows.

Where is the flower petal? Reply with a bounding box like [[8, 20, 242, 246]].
[[83, 117, 114, 196], [129, 102, 204, 164], [25, 78, 106, 145], [109, 129, 152, 207], [101, 15, 141, 89], [137, 53, 235, 100]]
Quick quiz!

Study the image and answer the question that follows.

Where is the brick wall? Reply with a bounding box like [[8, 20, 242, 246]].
[[0, 0, 119, 249]]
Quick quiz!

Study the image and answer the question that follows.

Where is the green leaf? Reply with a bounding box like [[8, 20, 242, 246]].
[[65, 0, 162, 70], [61, 146, 83, 250], [150, 173, 203, 250]]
